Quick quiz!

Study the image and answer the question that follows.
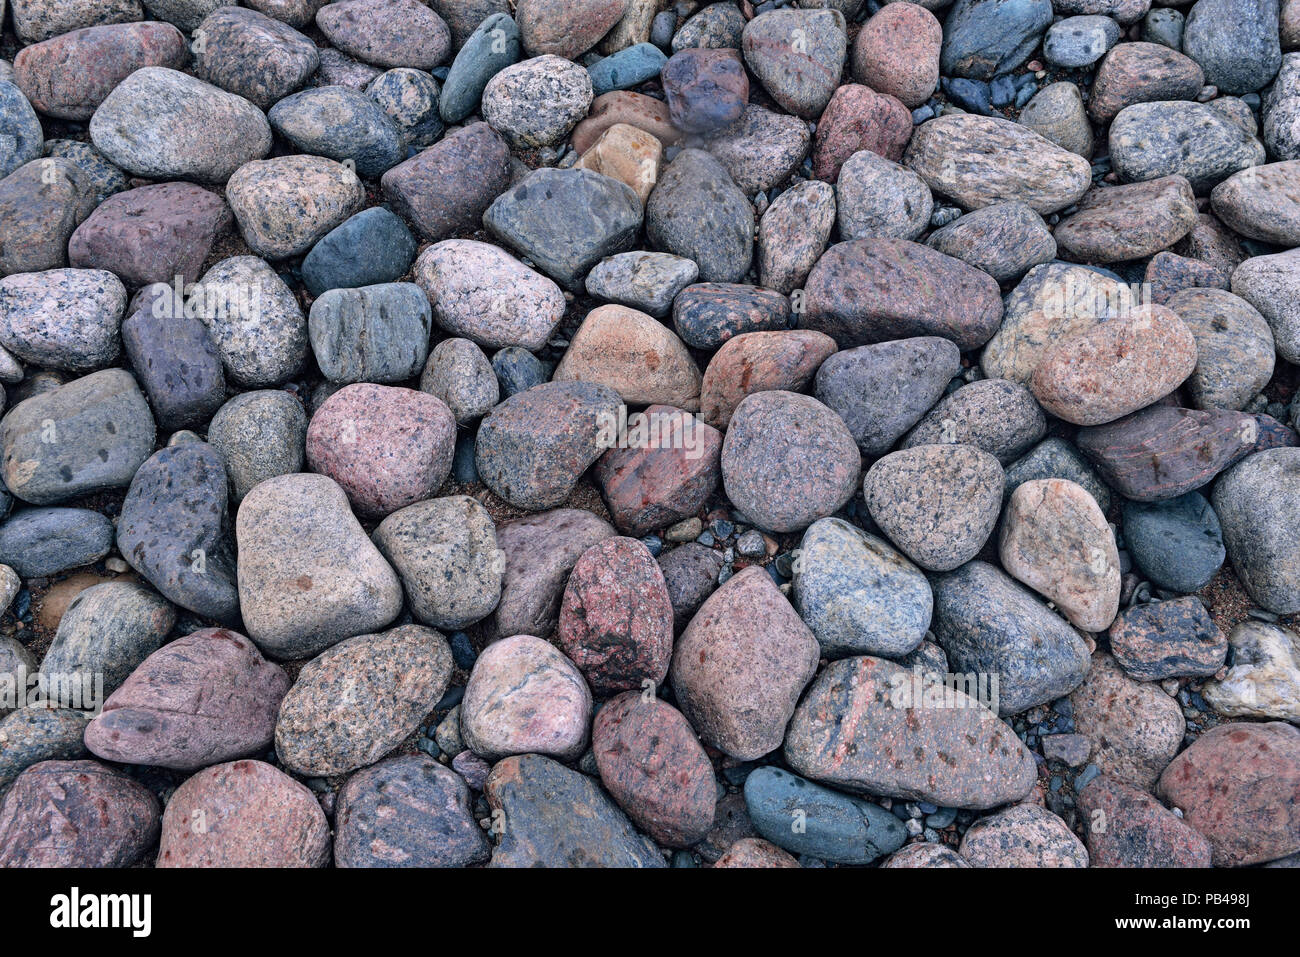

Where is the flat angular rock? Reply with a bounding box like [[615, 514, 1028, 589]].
[[646, 149, 753, 284], [1212, 447, 1300, 614], [1055, 176, 1197, 263], [959, 804, 1088, 867], [571, 90, 681, 155], [1202, 621, 1300, 722], [1109, 597, 1227, 682], [316, 0, 452, 70], [713, 837, 801, 868], [1078, 774, 1213, 867]]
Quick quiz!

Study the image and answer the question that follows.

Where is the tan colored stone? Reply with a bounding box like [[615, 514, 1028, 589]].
[[571, 91, 682, 154], [699, 330, 838, 429], [574, 123, 663, 205]]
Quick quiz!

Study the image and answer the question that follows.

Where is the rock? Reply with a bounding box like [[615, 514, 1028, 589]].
[[959, 804, 1089, 867], [485, 753, 664, 867], [490, 508, 615, 640], [554, 304, 701, 410], [863, 444, 1004, 572], [902, 378, 1046, 465], [475, 381, 622, 510], [574, 123, 663, 204], [236, 473, 403, 659], [1212, 161, 1300, 247], [1077, 405, 1259, 501], [941, 0, 1053, 79], [1056, 177, 1197, 264], [1078, 774, 1214, 867], [713, 837, 801, 867], [1212, 448, 1300, 614], [758, 179, 836, 295], [658, 541, 723, 633], [1145, 251, 1229, 306], [1, 80, 42, 180], [312, 46, 381, 89], [672, 284, 790, 352], [1042, 733, 1092, 766], [0, 708, 90, 791], [0, 368, 154, 505], [1045, 15, 1120, 67], [785, 655, 1037, 808], [852, 3, 941, 108], [1053, 0, 1150, 24], [0, 507, 113, 577], [670, 565, 819, 759], [704, 104, 812, 194], [1029, 305, 1197, 426], [12, 0, 144, 43], [741, 8, 846, 119], [420, 338, 498, 424], [699, 331, 835, 431], [661, 48, 747, 134], [594, 405, 722, 536], [1167, 287, 1272, 411], [672, 2, 745, 50], [811, 83, 913, 183], [335, 754, 490, 867], [1018, 81, 1093, 158], [926, 202, 1055, 283], [41, 139, 128, 205], [157, 759, 330, 867], [461, 633, 591, 760], [301, 207, 416, 297], [906, 115, 1091, 215], [367, 67, 444, 149], [308, 283, 431, 385], [316, 0, 451, 70], [0, 760, 158, 867], [882, 843, 972, 868], [68, 182, 231, 288], [227, 155, 364, 260], [1005, 438, 1112, 517], [0, 159, 98, 276], [13, 21, 187, 121], [142, 0, 224, 32], [793, 517, 931, 659], [1089, 41, 1206, 124], [646, 149, 752, 284], [485, 167, 643, 290], [193, 256, 306, 388], [1232, 248, 1300, 364], [836, 150, 933, 242], [207, 390, 306, 501], [191, 7, 317, 111], [1202, 621, 1300, 722], [1071, 653, 1185, 792], [589, 43, 667, 96], [1109, 597, 1228, 682], [1110, 101, 1266, 194], [814, 337, 960, 456], [481, 54, 592, 149], [802, 238, 1002, 350], [571, 90, 681, 154], [246, 0, 329, 27], [516, 0, 627, 59], [1122, 492, 1225, 592], [276, 624, 452, 777], [84, 627, 288, 770], [1158, 722, 1300, 865], [89, 67, 271, 184], [586, 251, 698, 318], [381, 122, 511, 242], [1182, 0, 1282, 94], [440, 12, 520, 124], [1264, 53, 1300, 159], [268, 86, 403, 178], [0, 268, 124, 373]]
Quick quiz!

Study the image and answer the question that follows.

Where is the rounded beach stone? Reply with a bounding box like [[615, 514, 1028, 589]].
[[669, 565, 820, 760], [1122, 492, 1224, 592], [0, 267, 125, 372], [275, 624, 453, 777], [1089, 41, 1205, 124], [335, 754, 490, 868], [573, 122, 663, 205], [1211, 160, 1300, 247], [207, 390, 306, 501], [835, 150, 933, 242], [959, 804, 1089, 868], [191, 255, 307, 388], [366, 67, 444, 149], [863, 444, 1004, 572], [741, 8, 847, 119], [0, 708, 90, 791], [192, 6, 319, 111], [661, 47, 748, 134], [852, 3, 941, 108], [658, 542, 724, 633], [0, 159, 99, 276], [1211, 447, 1300, 615], [316, 0, 452, 70], [1182, 0, 1282, 95], [704, 104, 811, 195], [586, 251, 698, 318], [1108, 597, 1228, 682], [671, 284, 790, 352], [461, 633, 592, 761], [11, 0, 144, 44], [593, 691, 716, 847], [84, 627, 289, 770], [516, 0, 628, 59], [373, 495, 503, 630], [481, 54, 593, 149], [792, 517, 932, 659], [235, 472, 403, 659], [1078, 774, 1213, 868], [1018, 81, 1093, 158], [646, 148, 753, 284], [269, 85, 404, 178], [157, 759, 330, 867], [0, 759, 159, 867], [812, 83, 913, 183], [226, 154, 365, 260], [1166, 287, 1273, 411], [0, 507, 114, 577], [882, 844, 972, 868], [1232, 248, 1300, 365], [308, 282, 432, 385], [926, 202, 1056, 283], [940, 0, 1053, 80], [301, 207, 417, 298], [901, 378, 1046, 465], [1054, 176, 1197, 263], [1110, 101, 1266, 194], [420, 338, 498, 424], [758, 179, 836, 295], [305, 383, 456, 518], [439, 12, 520, 124], [713, 838, 801, 868]]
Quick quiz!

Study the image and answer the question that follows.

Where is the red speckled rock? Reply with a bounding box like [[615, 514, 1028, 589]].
[[461, 634, 592, 761], [14, 21, 188, 121], [593, 691, 716, 847], [0, 759, 159, 867], [784, 655, 1038, 808], [517, 0, 629, 59], [670, 565, 820, 760], [882, 843, 972, 867], [305, 383, 456, 518], [594, 405, 722, 536], [713, 837, 801, 868], [741, 8, 847, 119], [1030, 304, 1197, 426], [1158, 722, 1300, 866], [1088, 42, 1205, 125], [84, 628, 289, 771], [68, 182, 232, 287], [1107, 597, 1227, 681], [811, 83, 912, 183], [959, 804, 1089, 867], [1053, 176, 1198, 263], [1078, 774, 1213, 867], [557, 537, 674, 695], [661, 47, 749, 135], [316, 0, 451, 70], [699, 330, 838, 430], [802, 238, 1003, 351], [852, 3, 941, 108], [157, 759, 331, 867]]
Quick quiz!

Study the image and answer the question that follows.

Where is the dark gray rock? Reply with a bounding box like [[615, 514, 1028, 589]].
[[0, 708, 90, 791], [901, 378, 1046, 465], [269, 85, 405, 178], [0, 507, 113, 577], [1110, 101, 1266, 192], [1182, 0, 1282, 94], [439, 12, 520, 124], [307, 282, 431, 384], [0, 81, 43, 179], [301, 207, 418, 297], [646, 149, 754, 284], [207, 390, 306, 501], [1005, 438, 1113, 515], [0, 158, 98, 277], [366, 68, 444, 149], [941, 0, 1054, 80], [1123, 492, 1225, 593], [1211, 447, 1300, 614], [657, 541, 724, 633], [121, 291, 227, 432], [40, 581, 175, 696]]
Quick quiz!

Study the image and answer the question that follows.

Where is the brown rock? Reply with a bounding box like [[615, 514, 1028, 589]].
[[571, 91, 682, 155], [1054, 176, 1197, 263], [812, 83, 912, 182], [574, 123, 662, 205], [699, 330, 838, 430], [851, 3, 941, 108], [713, 837, 801, 867], [1078, 774, 1214, 867], [516, 0, 629, 59], [1089, 42, 1206, 124]]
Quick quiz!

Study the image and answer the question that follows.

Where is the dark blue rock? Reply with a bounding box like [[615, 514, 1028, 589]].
[[990, 75, 1017, 107], [1122, 492, 1225, 593], [301, 207, 418, 297], [116, 442, 239, 623], [268, 85, 405, 178], [121, 293, 227, 432], [944, 77, 993, 114], [743, 766, 907, 865], [588, 43, 668, 96], [452, 430, 479, 484], [440, 13, 521, 124], [941, 0, 1054, 80], [367, 68, 444, 149], [449, 631, 477, 670], [0, 507, 113, 577], [491, 346, 546, 397]]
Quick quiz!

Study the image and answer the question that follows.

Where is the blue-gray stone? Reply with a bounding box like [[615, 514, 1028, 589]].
[[941, 0, 1054, 80], [1143, 7, 1185, 50], [0, 507, 113, 577], [944, 77, 993, 114], [588, 43, 668, 96], [491, 346, 546, 397], [453, 430, 479, 484], [307, 282, 432, 384], [990, 75, 1017, 107], [1044, 16, 1121, 69], [301, 207, 418, 297], [268, 85, 405, 178], [121, 292, 226, 432], [743, 766, 907, 865], [42, 140, 128, 205], [367, 68, 444, 149], [651, 10, 677, 50], [1122, 492, 1225, 593], [1182, 0, 1282, 95], [440, 13, 520, 125], [0, 82, 42, 179], [0, 708, 91, 790]]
